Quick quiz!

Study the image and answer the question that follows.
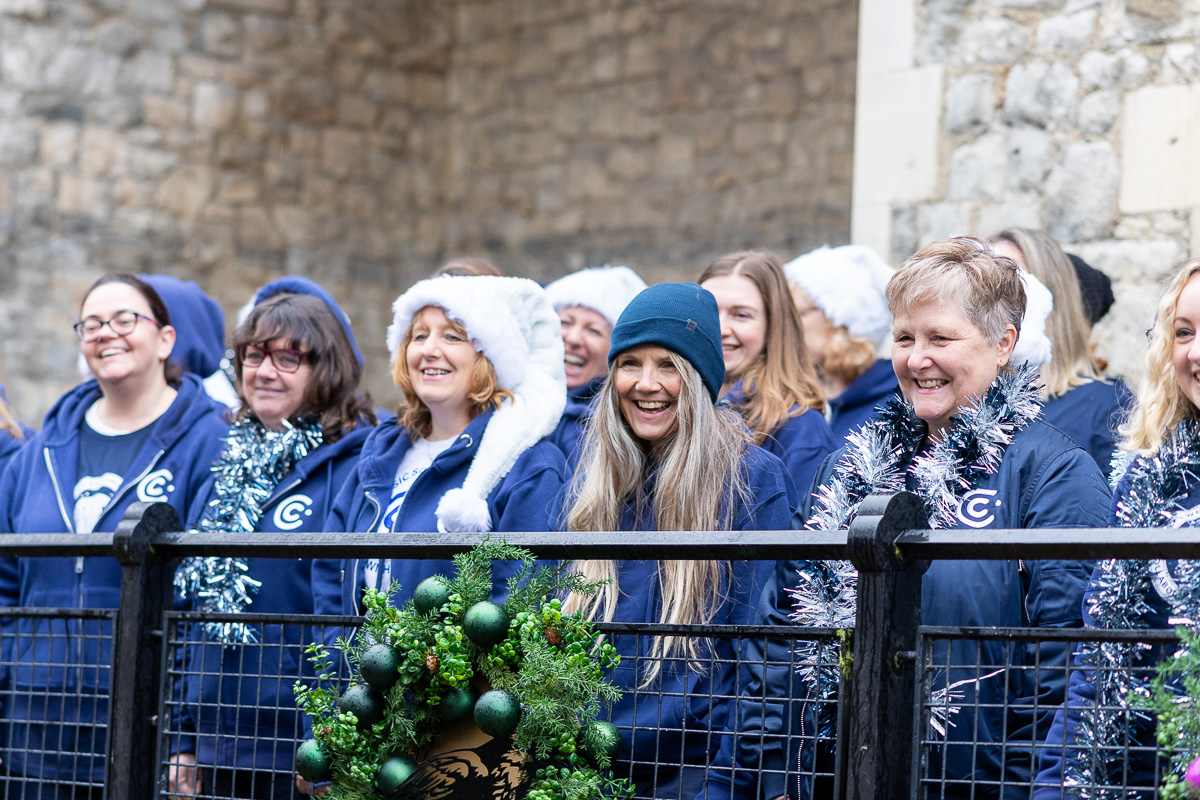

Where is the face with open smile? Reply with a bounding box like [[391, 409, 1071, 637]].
[[1172, 273, 1200, 412], [614, 344, 682, 447], [241, 336, 314, 430], [405, 306, 481, 439], [891, 298, 1016, 441], [559, 305, 611, 390], [78, 282, 174, 389], [701, 273, 766, 390]]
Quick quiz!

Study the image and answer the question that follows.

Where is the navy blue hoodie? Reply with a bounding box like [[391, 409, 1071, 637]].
[[708, 419, 1109, 800], [176, 423, 372, 773], [0, 383, 32, 475], [827, 358, 900, 442], [596, 444, 792, 799], [1041, 377, 1134, 481], [0, 374, 228, 782], [548, 376, 604, 472], [311, 410, 567, 623]]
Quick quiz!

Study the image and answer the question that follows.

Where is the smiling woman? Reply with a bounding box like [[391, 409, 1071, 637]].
[[0, 274, 229, 796], [561, 281, 793, 799]]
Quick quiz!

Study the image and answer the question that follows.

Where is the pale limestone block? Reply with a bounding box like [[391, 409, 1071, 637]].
[[961, 17, 1029, 65], [977, 195, 1044, 234], [945, 73, 993, 135], [1080, 48, 1149, 90], [57, 174, 108, 216], [39, 123, 78, 169], [917, 201, 971, 246], [1006, 127, 1052, 192], [158, 165, 212, 218], [1190, 209, 1200, 257], [0, 0, 47, 17], [852, 64, 942, 206], [1071, 238, 1186, 285], [850, 201, 894, 264], [857, 0, 915, 75], [80, 126, 123, 176], [192, 82, 238, 131], [1045, 140, 1119, 241], [948, 133, 1007, 201], [1003, 60, 1078, 129], [1036, 9, 1097, 54], [1162, 42, 1197, 82], [1078, 90, 1120, 134], [1121, 84, 1200, 213]]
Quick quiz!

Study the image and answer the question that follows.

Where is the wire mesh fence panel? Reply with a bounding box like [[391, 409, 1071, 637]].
[[0, 607, 116, 800], [915, 626, 1178, 800], [158, 614, 843, 800]]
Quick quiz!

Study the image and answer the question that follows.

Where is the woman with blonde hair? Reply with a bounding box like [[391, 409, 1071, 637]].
[[1033, 258, 1200, 797], [783, 244, 900, 441], [993, 227, 1132, 478], [561, 282, 792, 798], [699, 251, 835, 497]]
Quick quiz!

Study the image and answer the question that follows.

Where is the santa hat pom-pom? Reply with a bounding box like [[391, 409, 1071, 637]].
[[436, 488, 494, 533]]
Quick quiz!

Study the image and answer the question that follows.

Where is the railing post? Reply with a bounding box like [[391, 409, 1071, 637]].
[[108, 501, 179, 800], [839, 492, 930, 800]]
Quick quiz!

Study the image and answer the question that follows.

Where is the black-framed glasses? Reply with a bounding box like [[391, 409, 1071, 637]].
[[239, 344, 309, 373], [73, 310, 162, 342]]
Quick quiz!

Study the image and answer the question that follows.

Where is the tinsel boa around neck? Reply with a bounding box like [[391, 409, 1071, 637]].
[[175, 415, 323, 644], [1062, 420, 1200, 797], [789, 364, 1042, 737]]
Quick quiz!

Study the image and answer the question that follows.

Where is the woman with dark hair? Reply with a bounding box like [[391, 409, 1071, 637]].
[[170, 281, 377, 799], [561, 282, 793, 798], [0, 273, 229, 798], [699, 251, 835, 501], [992, 228, 1133, 479]]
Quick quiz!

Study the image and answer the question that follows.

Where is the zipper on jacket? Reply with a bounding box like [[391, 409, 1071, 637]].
[[43, 448, 75, 533], [1018, 559, 1031, 625], [261, 477, 303, 513]]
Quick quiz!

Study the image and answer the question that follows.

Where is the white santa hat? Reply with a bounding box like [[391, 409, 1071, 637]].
[[544, 265, 648, 329], [782, 245, 896, 345], [387, 276, 566, 532], [1010, 270, 1054, 369]]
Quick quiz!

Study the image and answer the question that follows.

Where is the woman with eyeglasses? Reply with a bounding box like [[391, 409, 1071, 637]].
[[0, 274, 228, 799], [170, 278, 377, 800]]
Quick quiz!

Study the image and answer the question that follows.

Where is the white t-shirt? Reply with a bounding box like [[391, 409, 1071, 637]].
[[364, 435, 455, 592]]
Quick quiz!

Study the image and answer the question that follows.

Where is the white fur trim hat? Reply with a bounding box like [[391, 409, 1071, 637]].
[[387, 276, 566, 532], [544, 266, 648, 329], [783, 245, 896, 345], [1011, 270, 1054, 369]]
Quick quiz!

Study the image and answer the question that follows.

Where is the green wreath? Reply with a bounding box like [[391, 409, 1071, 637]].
[[294, 540, 635, 800]]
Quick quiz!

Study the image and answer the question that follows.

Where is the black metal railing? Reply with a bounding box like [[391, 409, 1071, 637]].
[[0, 496, 1196, 799]]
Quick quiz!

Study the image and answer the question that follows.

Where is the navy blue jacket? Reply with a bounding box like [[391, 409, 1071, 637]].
[[827, 358, 899, 442], [711, 419, 1109, 800], [598, 444, 792, 799], [0, 384, 34, 475], [1041, 377, 1133, 481], [311, 410, 567, 623], [0, 375, 228, 782], [548, 376, 604, 473], [177, 423, 372, 772], [723, 382, 836, 511], [1030, 470, 1188, 799]]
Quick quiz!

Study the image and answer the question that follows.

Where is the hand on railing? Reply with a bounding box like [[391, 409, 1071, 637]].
[[166, 752, 201, 798]]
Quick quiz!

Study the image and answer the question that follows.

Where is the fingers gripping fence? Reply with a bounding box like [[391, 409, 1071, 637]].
[[3, 496, 1200, 798]]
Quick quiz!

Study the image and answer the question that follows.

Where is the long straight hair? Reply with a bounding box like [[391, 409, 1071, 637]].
[[1121, 259, 1200, 454], [562, 353, 751, 685], [699, 251, 825, 444], [993, 228, 1101, 396]]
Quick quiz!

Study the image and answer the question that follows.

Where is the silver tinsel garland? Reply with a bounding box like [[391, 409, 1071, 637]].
[[790, 364, 1042, 737], [1064, 420, 1200, 798], [174, 415, 323, 644]]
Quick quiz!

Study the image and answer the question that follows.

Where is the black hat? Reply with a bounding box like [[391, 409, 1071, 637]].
[[1067, 253, 1114, 326]]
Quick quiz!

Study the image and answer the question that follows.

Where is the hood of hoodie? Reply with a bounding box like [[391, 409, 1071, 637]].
[[253, 275, 363, 368], [140, 274, 227, 378]]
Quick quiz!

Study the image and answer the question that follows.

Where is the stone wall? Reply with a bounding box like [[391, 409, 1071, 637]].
[[853, 0, 1200, 379], [0, 0, 857, 424]]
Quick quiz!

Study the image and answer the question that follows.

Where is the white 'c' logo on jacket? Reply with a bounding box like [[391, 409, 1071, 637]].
[[273, 495, 314, 531], [956, 488, 1000, 529], [136, 469, 175, 502]]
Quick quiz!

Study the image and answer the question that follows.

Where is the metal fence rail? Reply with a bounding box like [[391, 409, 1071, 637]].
[[0, 497, 1195, 798]]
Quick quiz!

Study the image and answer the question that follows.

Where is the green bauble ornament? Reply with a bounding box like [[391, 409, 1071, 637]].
[[579, 720, 622, 765], [413, 575, 453, 616], [376, 755, 419, 796], [439, 684, 480, 725], [359, 643, 401, 690], [340, 683, 386, 728], [474, 689, 522, 738], [463, 601, 510, 647], [295, 738, 332, 782]]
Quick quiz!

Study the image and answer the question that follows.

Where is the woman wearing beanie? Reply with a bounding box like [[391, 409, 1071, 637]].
[[311, 276, 567, 620], [0, 274, 229, 797], [699, 251, 836, 502], [544, 265, 648, 467], [783, 244, 901, 441], [560, 282, 793, 799], [993, 228, 1133, 479], [169, 281, 377, 799]]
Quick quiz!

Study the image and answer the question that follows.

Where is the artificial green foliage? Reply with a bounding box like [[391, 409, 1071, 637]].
[[1145, 626, 1200, 799], [294, 540, 634, 800]]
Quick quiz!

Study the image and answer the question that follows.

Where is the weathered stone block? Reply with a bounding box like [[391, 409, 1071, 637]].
[[1121, 83, 1200, 213], [1078, 90, 1119, 135], [39, 123, 78, 169], [1036, 9, 1096, 54], [854, 65, 942, 205], [198, 13, 243, 59], [44, 47, 120, 96], [192, 82, 238, 130], [1002, 59, 1078, 129], [977, 195, 1044, 235], [944, 73, 993, 134], [948, 133, 1007, 200], [158, 165, 213, 218], [961, 17, 1029, 65], [57, 174, 108, 217], [0, 120, 39, 167], [1044, 141, 1119, 241], [1080, 48, 1149, 91], [917, 201, 971, 246]]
